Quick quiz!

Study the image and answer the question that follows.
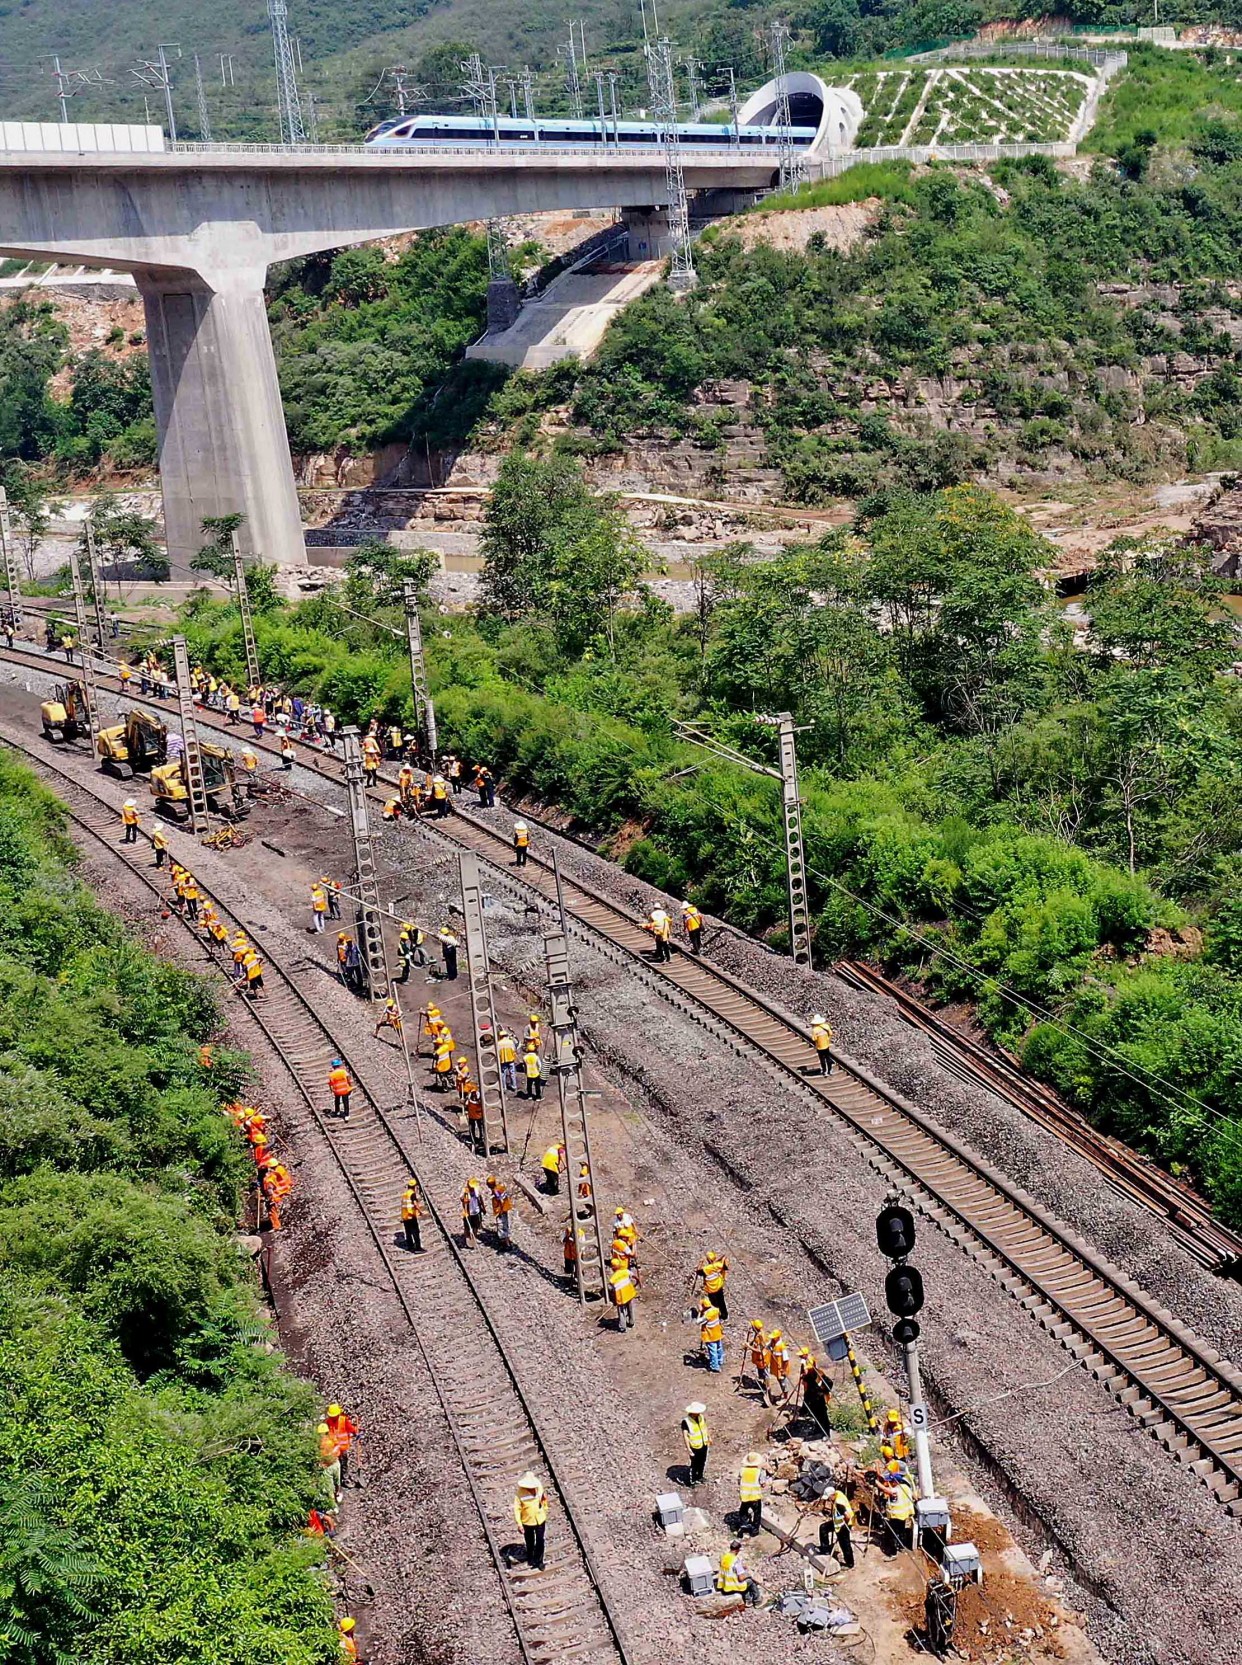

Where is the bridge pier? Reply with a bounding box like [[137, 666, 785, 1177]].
[[138, 267, 305, 573]]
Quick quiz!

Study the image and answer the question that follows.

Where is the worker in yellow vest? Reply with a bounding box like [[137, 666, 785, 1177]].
[[766, 1329, 792, 1405], [610, 1257, 637, 1331], [810, 1013, 833, 1076], [540, 1142, 565, 1195], [746, 1320, 770, 1400], [716, 1541, 759, 1605], [513, 1472, 548, 1570], [695, 1250, 730, 1322], [310, 883, 328, 932], [151, 823, 169, 868], [681, 899, 703, 955], [644, 906, 672, 962], [512, 820, 530, 866], [522, 1044, 543, 1100], [400, 1178, 424, 1252], [430, 774, 449, 817], [121, 798, 140, 843], [681, 1402, 711, 1486], [496, 1026, 518, 1093], [361, 734, 381, 785], [699, 1299, 724, 1373], [819, 1487, 856, 1568], [738, 1451, 765, 1536]]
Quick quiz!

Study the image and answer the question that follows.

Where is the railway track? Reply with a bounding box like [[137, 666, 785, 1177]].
[[0, 721, 630, 1665], [5, 640, 1242, 1515], [835, 959, 1242, 1276]]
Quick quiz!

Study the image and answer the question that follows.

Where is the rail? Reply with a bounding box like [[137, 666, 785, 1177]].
[[0, 717, 632, 1665], [3, 638, 1240, 1515]]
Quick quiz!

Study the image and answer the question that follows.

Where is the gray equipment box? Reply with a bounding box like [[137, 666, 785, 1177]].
[[683, 1554, 715, 1596], [656, 1492, 684, 1530]]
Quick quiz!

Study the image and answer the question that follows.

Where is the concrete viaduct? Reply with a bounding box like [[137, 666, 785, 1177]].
[[0, 84, 856, 569]]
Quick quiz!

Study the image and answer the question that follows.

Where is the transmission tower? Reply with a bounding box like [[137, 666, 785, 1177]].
[[42, 56, 103, 123], [458, 852, 510, 1154], [402, 579, 438, 764], [544, 929, 610, 1303], [192, 53, 213, 143], [340, 728, 391, 1004], [486, 219, 511, 279], [0, 488, 21, 634], [231, 532, 261, 689], [648, 36, 696, 291], [680, 52, 702, 120], [769, 20, 807, 193], [132, 44, 180, 142], [461, 53, 501, 140], [268, 0, 306, 144], [560, 24, 585, 119], [82, 514, 107, 649], [66, 541, 101, 757], [171, 635, 209, 832]]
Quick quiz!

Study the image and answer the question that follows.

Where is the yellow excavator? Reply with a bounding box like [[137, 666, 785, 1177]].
[[150, 742, 250, 822], [97, 709, 169, 779], [40, 681, 89, 744]]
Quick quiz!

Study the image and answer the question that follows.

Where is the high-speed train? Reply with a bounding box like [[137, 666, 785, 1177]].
[[364, 112, 818, 149]]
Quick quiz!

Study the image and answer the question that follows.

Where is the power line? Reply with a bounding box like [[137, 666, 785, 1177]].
[[768, 20, 807, 193], [40, 55, 103, 123]]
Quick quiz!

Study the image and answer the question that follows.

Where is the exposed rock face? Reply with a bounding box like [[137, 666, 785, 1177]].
[[1190, 478, 1242, 577]]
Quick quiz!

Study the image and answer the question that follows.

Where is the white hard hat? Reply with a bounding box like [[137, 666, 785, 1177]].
[[124, 798, 136, 807], [685, 1402, 707, 1416], [811, 1014, 826, 1026]]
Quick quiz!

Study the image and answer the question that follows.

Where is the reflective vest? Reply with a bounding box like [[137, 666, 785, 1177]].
[[699, 1307, 723, 1345], [523, 1051, 542, 1080], [651, 912, 670, 940], [245, 956, 263, 983], [684, 906, 702, 932], [466, 1094, 484, 1123], [812, 1021, 832, 1053], [401, 1189, 423, 1221], [462, 1185, 485, 1219], [328, 1067, 352, 1097], [563, 1228, 578, 1263], [252, 708, 265, 726], [701, 1257, 727, 1294], [490, 1185, 512, 1215], [432, 778, 448, 800], [610, 1266, 635, 1305], [514, 826, 529, 847], [312, 887, 327, 912], [541, 1145, 562, 1175], [121, 804, 139, 826], [514, 1488, 548, 1527], [242, 751, 258, 772], [886, 1481, 916, 1523], [769, 1342, 790, 1379], [717, 1552, 748, 1595], [362, 739, 380, 761], [748, 1328, 768, 1371], [434, 1045, 453, 1074], [497, 1033, 517, 1064], [739, 1462, 763, 1502], [682, 1414, 709, 1451], [152, 826, 168, 849], [326, 1412, 357, 1450], [383, 800, 401, 820], [831, 1491, 855, 1528]]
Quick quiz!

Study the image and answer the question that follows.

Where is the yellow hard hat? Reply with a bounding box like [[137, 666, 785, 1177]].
[[316, 1423, 328, 1434], [339, 1618, 356, 1633], [748, 1318, 764, 1330], [529, 1013, 539, 1021], [326, 1403, 343, 1418], [486, 1174, 497, 1187], [769, 1328, 783, 1341]]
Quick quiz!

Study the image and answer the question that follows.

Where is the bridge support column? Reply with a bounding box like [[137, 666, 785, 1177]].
[[137, 267, 305, 575], [622, 207, 673, 262]]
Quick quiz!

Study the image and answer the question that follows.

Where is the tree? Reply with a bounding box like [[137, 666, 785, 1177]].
[[0, 1478, 107, 1664], [1, 463, 59, 581], [342, 540, 437, 613], [863, 486, 1054, 764], [480, 453, 644, 655], [1086, 535, 1233, 681], [191, 512, 245, 581], [87, 494, 167, 583]]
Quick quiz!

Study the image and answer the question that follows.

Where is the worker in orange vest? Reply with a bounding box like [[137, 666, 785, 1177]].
[[327, 1058, 353, 1121], [325, 1403, 358, 1488], [487, 1174, 514, 1249], [400, 1178, 425, 1252]]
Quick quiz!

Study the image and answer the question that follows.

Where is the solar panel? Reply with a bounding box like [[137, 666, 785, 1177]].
[[807, 1292, 871, 1346]]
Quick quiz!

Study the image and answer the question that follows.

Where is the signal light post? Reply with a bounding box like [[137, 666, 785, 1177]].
[[876, 1200, 947, 1541]]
